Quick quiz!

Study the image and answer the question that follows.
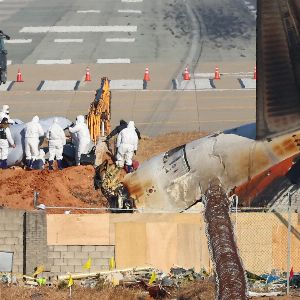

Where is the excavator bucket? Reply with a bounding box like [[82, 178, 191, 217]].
[[87, 77, 111, 143]]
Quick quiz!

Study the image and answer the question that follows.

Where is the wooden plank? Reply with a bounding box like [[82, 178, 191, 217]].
[[47, 214, 110, 245], [115, 222, 146, 269]]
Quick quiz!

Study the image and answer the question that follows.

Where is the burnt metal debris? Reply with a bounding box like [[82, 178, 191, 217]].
[[204, 180, 248, 300], [94, 160, 134, 212]]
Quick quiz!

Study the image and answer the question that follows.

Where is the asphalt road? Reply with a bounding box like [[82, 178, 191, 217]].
[[0, 0, 256, 136], [1, 0, 255, 65]]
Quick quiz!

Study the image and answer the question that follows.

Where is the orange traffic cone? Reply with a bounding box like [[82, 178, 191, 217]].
[[214, 66, 221, 80], [143, 67, 150, 81], [16, 68, 23, 82], [183, 66, 191, 80], [85, 67, 91, 81], [253, 66, 256, 80]]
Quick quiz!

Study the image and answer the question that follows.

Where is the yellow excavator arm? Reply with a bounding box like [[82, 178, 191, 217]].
[[87, 77, 111, 143]]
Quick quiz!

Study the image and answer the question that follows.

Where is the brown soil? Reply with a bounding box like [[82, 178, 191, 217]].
[[0, 131, 206, 212]]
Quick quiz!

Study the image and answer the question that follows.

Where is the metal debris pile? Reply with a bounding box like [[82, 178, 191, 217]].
[[58, 266, 210, 298], [94, 160, 134, 211]]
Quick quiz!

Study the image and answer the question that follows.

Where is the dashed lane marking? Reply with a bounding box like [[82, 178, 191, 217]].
[[97, 58, 131, 64], [118, 9, 142, 13], [54, 39, 83, 43], [20, 26, 137, 33], [5, 39, 32, 44], [110, 80, 143, 90], [238, 78, 256, 89], [76, 10, 100, 13], [121, 0, 143, 2], [0, 81, 14, 91], [178, 79, 214, 90], [38, 80, 80, 91], [105, 38, 135, 42], [36, 59, 72, 64]]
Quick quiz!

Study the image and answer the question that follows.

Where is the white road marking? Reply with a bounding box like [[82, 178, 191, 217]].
[[0, 81, 12, 91], [122, 0, 143, 2], [118, 9, 142, 13], [20, 26, 137, 33], [239, 78, 256, 89], [105, 38, 135, 42], [110, 80, 143, 90], [77, 10, 100, 13], [36, 59, 72, 64], [97, 58, 131, 64], [194, 72, 254, 77], [54, 39, 83, 43], [5, 39, 32, 44], [7, 60, 12, 65], [40, 80, 78, 91], [179, 79, 213, 90]]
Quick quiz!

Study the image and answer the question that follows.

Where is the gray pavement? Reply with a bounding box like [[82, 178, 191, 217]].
[[1, 0, 255, 67], [1, 89, 255, 136], [0, 0, 256, 136]]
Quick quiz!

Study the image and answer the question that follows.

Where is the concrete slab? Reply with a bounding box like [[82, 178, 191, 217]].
[[0, 81, 14, 91], [178, 79, 213, 90], [38, 80, 80, 91], [239, 78, 256, 89], [110, 80, 144, 90]]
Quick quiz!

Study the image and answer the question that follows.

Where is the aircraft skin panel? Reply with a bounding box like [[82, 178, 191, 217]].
[[257, 0, 300, 139], [124, 129, 300, 211]]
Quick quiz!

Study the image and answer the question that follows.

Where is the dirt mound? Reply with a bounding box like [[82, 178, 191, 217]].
[[0, 131, 206, 212]]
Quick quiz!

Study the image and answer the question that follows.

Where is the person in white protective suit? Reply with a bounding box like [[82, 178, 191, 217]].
[[0, 105, 15, 124], [24, 115, 44, 169], [116, 120, 138, 173], [46, 118, 66, 170], [68, 115, 91, 166], [0, 118, 15, 169]]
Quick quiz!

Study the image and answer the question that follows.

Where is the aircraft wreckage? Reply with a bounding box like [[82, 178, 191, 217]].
[[96, 0, 300, 212]]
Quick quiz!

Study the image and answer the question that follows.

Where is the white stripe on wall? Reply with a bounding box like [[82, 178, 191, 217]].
[[105, 38, 135, 42], [20, 26, 137, 33], [36, 59, 72, 64], [54, 39, 83, 43], [97, 58, 131, 64]]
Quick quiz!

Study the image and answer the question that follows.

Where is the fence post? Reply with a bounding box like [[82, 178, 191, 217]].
[[287, 192, 291, 295]]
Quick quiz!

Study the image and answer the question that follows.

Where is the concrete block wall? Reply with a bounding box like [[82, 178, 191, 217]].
[[0, 209, 24, 274], [47, 245, 115, 277], [24, 211, 48, 274]]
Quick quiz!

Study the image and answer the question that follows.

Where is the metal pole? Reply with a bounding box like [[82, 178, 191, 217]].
[[33, 191, 39, 208], [287, 192, 291, 295]]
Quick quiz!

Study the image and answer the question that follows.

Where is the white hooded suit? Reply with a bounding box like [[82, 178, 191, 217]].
[[46, 118, 66, 161], [116, 121, 138, 167], [0, 105, 14, 124], [69, 115, 91, 165], [25, 115, 44, 160], [0, 126, 14, 160]]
